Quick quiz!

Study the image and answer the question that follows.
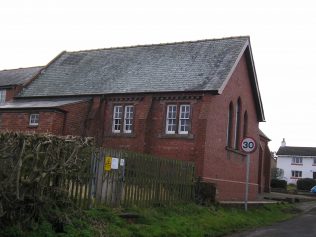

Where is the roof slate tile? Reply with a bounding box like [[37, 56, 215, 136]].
[[0, 66, 43, 87]]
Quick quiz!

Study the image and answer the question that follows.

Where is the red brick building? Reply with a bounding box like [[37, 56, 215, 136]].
[[0, 36, 271, 201], [0, 66, 43, 104]]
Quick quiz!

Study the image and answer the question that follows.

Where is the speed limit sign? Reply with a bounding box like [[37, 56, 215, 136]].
[[241, 137, 257, 153], [241, 137, 256, 211]]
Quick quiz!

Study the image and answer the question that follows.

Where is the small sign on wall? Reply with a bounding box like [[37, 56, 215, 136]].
[[104, 156, 112, 171], [111, 158, 119, 169], [120, 159, 125, 166]]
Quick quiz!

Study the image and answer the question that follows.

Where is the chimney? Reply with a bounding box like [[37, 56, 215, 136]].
[[281, 138, 286, 147]]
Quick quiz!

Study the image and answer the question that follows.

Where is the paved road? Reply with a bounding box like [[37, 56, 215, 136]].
[[226, 202, 316, 237]]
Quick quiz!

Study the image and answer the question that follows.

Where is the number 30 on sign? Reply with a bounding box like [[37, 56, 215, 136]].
[[241, 137, 257, 153]]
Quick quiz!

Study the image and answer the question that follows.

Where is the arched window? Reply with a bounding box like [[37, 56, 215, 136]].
[[243, 111, 248, 138], [234, 98, 241, 149], [226, 102, 234, 147]]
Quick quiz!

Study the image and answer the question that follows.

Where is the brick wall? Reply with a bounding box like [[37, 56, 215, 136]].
[[200, 54, 261, 201], [60, 100, 91, 136], [0, 111, 64, 134], [4, 85, 24, 102], [144, 96, 204, 170], [0, 100, 90, 137], [103, 96, 152, 152]]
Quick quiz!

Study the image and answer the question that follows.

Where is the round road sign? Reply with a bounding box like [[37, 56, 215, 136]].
[[241, 137, 257, 153]]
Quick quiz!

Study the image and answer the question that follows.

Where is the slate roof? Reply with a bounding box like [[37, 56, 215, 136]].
[[276, 146, 316, 157], [0, 66, 43, 87], [19, 37, 250, 97], [0, 98, 90, 110]]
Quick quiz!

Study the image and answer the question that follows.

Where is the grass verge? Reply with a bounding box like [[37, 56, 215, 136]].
[[0, 203, 297, 237]]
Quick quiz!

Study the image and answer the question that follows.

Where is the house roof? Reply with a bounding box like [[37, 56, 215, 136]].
[[0, 66, 43, 87], [259, 129, 271, 141], [17, 36, 265, 121], [0, 97, 90, 110], [276, 146, 316, 157]]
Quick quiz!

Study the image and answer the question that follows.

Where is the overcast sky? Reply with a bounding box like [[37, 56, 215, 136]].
[[1, 0, 315, 151]]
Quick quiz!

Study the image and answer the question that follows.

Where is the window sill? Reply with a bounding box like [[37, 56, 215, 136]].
[[158, 133, 194, 139], [291, 163, 303, 166], [290, 177, 301, 179], [226, 146, 247, 157]]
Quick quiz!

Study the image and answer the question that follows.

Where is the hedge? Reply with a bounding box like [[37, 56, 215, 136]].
[[270, 179, 287, 189], [0, 132, 94, 231], [297, 178, 316, 191]]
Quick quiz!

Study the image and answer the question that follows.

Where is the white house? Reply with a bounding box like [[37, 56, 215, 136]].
[[276, 139, 316, 184]]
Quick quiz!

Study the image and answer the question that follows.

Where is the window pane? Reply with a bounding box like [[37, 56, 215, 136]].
[[124, 105, 134, 133], [0, 90, 6, 104], [292, 170, 302, 177], [292, 157, 303, 164], [112, 106, 122, 133], [166, 105, 177, 134], [29, 114, 39, 125], [178, 105, 190, 134]]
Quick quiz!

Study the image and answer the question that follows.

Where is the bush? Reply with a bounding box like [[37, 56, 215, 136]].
[[195, 178, 217, 205], [297, 178, 316, 191], [0, 132, 94, 232], [270, 179, 287, 189]]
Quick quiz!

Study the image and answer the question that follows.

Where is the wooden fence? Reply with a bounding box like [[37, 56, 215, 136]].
[[63, 149, 196, 208]]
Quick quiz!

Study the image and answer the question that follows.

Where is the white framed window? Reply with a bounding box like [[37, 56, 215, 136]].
[[166, 105, 177, 134], [123, 105, 134, 133], [178, 105, 190, 134], [29, 114, 39, 126], [291, 170, 302, 178], [112, 105, 123, 133], [313, 158, 316, 165], [0, 90, 6, 104], [291, 157, 303, 165], [165, 104, 191, 135], [112, 105, 134, 134]]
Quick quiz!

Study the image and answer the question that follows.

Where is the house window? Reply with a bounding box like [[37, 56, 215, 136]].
[[165, 104, 191, 135], [179, 105, 190, 134], [291, 170, 302, 178], [313, 158, 316, 165], [243, 111, 248, 137], [0, 90, 6, 104], [112, 105, 134, 133], [123, 105, 134, 133], [226, 102, 234, 147], [29, 114, 39, 126], [234, 98, 241, 149], [166, 105, 177, 134], [291, 157, 303, 165]]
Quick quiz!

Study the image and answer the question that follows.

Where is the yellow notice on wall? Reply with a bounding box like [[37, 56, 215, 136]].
[[104, 156, 112, 171]]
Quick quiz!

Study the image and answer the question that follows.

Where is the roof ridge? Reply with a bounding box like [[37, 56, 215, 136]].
[[0, 66, 44, 73], [281, 146, 316, 149], [67, 35, 250, 54]]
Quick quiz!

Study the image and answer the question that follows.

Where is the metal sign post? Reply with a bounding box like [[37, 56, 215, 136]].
[[245, 154, 250, 211], [241, 137, 257, 211]]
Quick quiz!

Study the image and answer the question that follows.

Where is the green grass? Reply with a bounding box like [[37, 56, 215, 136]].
[[0, 203, 297, 237]]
